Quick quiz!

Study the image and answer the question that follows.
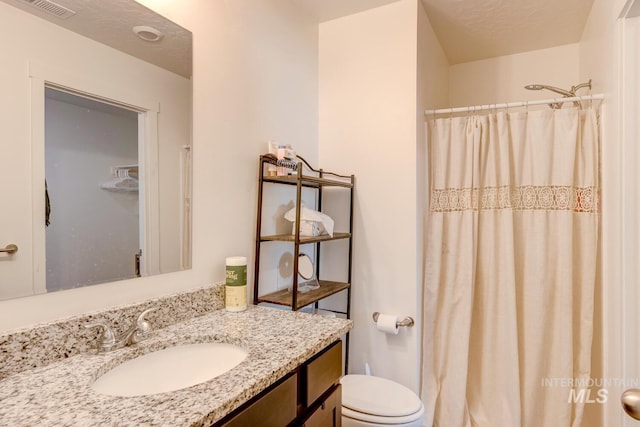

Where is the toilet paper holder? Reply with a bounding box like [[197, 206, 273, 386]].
[[372, 312, 415, 328]]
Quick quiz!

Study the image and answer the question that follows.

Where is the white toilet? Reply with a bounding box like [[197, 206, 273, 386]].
[[341, 374, 424, 426]]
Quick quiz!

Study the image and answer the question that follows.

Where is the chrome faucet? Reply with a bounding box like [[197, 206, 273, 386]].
[[85, 308, 156, 353]]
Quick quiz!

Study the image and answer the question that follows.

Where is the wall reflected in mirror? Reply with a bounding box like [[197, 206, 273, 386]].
[[0, 0, 192, 300]]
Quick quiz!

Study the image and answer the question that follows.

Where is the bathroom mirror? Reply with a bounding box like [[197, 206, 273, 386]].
[[0, 0, 192, 300]]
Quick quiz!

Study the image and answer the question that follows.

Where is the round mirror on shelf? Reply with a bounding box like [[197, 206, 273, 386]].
[[298, 253, 314, 280], [297, 253, 319, 293]]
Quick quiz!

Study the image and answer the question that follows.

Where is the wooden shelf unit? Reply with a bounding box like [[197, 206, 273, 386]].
[[257, 280, 351, 310], [263, 175, 354, 189], [259, 232, 351, 244], [253, 154, 354, 371]]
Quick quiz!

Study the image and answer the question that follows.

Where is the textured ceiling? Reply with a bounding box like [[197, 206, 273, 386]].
[[421, 0, 595, 64], [5, 0, 595, 75], [296, 0, 400, 23], [302, 0, 594, 65], [0, 0, 191, 78]]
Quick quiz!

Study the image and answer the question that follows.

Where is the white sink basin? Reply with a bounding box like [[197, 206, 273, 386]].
[[91, 343, 248, 397]]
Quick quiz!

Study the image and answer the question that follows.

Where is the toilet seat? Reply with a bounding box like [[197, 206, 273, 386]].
[[342, 406, 424, 425], [341, 375, 424, 424]]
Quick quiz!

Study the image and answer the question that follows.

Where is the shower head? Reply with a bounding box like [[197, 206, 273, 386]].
[[524, 80, 592, 109], [524, 84, 575, 98]]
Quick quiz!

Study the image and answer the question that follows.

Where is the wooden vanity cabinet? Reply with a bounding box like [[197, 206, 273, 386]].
[[220, 373, 298, 427], [304, 339, 342, 405], [301, 384, 341, 427], [216, 340, 342, 427]]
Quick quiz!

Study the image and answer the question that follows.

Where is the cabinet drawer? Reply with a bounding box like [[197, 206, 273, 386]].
[[304, 384, 342, 427], [221, 373, 297, 427], [305, 340, 342, 406]]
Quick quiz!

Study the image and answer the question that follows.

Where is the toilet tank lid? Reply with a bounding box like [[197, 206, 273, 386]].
[[340, 375, 423, 417]]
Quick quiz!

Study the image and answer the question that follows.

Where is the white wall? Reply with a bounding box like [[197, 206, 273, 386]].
[[416, 0, 448, 395], [580, 1, 630, 426], [319, 0, 447, 392], [448, 43, 581, 107], [0, 0, 319, 331], [418, 2, 449, 113]]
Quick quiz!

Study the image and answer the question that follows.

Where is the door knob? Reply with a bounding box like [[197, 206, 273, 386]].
[[622, 389, 640, 420], [0, 244, 18, 254]]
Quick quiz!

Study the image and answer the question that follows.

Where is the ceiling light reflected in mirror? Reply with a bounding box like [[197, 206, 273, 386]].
[[133, 25, 164, 42]]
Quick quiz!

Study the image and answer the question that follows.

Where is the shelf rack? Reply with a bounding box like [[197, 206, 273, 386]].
[[253, 154, 354, 370]]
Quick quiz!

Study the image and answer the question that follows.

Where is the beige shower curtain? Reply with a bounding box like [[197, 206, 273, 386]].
[[422, 107, 600, 427]]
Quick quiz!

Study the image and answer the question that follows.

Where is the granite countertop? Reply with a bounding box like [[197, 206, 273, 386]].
[[0, 306, 352, 426]]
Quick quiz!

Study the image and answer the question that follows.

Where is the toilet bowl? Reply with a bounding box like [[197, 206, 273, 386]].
[[341, 374, 424, 427]]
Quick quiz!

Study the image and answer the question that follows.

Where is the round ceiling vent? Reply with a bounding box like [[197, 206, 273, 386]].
[[133, 26, 163, 42]]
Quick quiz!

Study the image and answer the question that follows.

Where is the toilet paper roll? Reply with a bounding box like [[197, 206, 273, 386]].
[[376, 313, 399, 335]]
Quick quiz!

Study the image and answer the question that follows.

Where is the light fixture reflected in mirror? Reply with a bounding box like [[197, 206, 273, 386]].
[[133, 25, 163, 42]]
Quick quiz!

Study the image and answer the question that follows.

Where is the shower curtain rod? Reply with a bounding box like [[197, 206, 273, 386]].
[[424, 93, 604, 116]]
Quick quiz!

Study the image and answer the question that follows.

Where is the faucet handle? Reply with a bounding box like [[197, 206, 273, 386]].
[[85, 322, 117, 352], [135, 308, 157, 338]]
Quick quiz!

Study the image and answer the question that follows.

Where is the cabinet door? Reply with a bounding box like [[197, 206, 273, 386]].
[[304, 385, 341, 427], [221, 373, 297, 427], [305, 340, 342, 406]]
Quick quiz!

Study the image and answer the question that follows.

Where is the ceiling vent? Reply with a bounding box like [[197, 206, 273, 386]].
[[20, 0, 76, 19]]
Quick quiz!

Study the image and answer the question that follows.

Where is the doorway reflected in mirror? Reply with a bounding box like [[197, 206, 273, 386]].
[[45, 88, 141, 291]]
